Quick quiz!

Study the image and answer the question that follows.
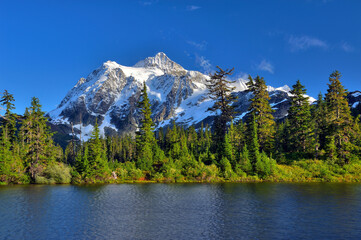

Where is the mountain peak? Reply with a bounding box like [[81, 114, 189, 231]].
[[102, 60, 121, 70], [134, 52, 185, 72]]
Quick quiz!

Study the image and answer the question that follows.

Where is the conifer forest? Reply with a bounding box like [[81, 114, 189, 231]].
[[1, 69, 361, 184]]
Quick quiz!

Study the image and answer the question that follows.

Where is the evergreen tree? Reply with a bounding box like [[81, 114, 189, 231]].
[[87, 120, 109, 179], [325, 71, 355, 162], [325, 135, 338, 164], [247, 113, 260, 169], [220, 156, 236, 179], [0, 90, 17, 144], [255, 152, 276, 178], [246, 75, 275, 154], [206, 66, 237, 141], [222, 132, 235, 168], [239, 144, 252, 174], [136, 82, 157, 171], [312, 93, 328, 157], [75, 143, 90, 176], [274, 119, 290, 157], [352, 116, 361, 154], [0, 125, 12, 182], [19, 97, 58, 180], [287, 80, 314, 153], [187, 126, 198, 156]]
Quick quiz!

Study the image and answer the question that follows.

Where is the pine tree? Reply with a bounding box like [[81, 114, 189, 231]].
[[206, 66, 237, 142], [136, 82, 156, 171], [87, 119, 109, 179], [325, 71, 354, 163], [312, 93, 328, 157], [0, 90, 17, 144], [325, 136, 338, 164], [246, 75, 275, 154], [274, 119, 290, 156], [255, 152, 276, 178], [352, 116, 361, 154], [222, 132, 235, 168], [187, 126, 198, 156], [75, 143, 90, 176], [239, 144, 252, 174], [247, 113, 260, 170], [0, 125, 12, 182], [227, 121, 242, 162], [287, 80, 314, 153], [220, 156, 236, 179], [19, 97, 58, 180]]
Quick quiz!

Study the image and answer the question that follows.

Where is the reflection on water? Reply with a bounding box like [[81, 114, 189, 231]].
[[1, 183, 361, 239]]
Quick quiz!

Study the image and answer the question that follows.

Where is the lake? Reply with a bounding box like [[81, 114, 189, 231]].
[[1, 183, 361, 239]]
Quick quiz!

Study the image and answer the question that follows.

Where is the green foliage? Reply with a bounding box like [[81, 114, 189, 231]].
[[220, 156, 237, 180], [136, 82, 160, 171], [206, 66, 237, 147], [86, 120, 110, 180], [325, 136, 338, 164], [239, 144, 252, 174], [325, 71, 355, 163], [287, 80, 314, 153], [2, 70, 361, 184], [35, 162, 72, 184], [247, 113, 260, 168], [246, 75, 275, 153], [312, 93, 328, 156], [255, 152, 276, 178], [222, 132, 234, 167], [19, 97, 61, 181]]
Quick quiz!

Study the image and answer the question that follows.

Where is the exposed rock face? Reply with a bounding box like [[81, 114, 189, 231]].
[[47, 52, 310, 140], [349, 91, 361, 117]]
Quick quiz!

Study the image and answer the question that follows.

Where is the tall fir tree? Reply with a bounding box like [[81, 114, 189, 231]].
[[312, 92, 328, 157], [0, 90, 17, 144], [87, 119, 109, 179], [239, 144, 252, 174], [325, 71, 354, 163], [222, 132, 235, 168], [206, 66, 237, 142], [19, 97, 58, 180], [287, 80, 314, 153], [246, 75, 275, 154], [136, 82, 156, 171], [247, 113, 260, 170]]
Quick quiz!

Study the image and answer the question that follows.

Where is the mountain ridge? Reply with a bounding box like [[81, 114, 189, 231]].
[[48, 52, 316, 140]]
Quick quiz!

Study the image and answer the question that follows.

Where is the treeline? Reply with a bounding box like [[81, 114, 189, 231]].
[[1, 69, 361, 184]]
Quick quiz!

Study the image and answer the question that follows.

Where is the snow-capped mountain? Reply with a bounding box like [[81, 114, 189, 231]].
[[349, 91, 361, 116], [47, 52, 301, 140]]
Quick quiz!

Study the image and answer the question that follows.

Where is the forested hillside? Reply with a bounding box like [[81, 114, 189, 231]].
[[1, 70, 360, 184]]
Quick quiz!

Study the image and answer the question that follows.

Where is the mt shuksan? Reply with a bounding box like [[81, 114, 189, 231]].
[[48, 52, 295, 140]]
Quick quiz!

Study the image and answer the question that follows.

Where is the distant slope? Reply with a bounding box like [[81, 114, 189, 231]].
[[47, 52, 313, 140]]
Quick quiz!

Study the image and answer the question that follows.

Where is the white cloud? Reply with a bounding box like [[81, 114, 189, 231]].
[[186, 40, 207, 50], [187, 5, 201, 11], [256, 60, 274, 74], [341, 42, 354, 52], [288, 35, 328, 52], [195, 55, 212, 73]]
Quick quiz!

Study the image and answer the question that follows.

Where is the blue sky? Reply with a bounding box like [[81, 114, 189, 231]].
[[0, 0, 360, 114]]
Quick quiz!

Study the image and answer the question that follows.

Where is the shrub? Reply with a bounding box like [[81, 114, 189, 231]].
[[35, 162, 72, 184], [255, 152, 276, 178], [220, 156, 237, 180]]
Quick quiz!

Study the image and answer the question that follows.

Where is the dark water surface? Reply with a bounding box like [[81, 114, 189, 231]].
[[1, 183, 361, 239]]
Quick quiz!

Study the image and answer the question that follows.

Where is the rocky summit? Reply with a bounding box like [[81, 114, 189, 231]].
[[47, 52, 311, 140]]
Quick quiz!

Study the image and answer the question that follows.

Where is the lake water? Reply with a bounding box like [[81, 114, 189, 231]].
[[1, 183, 361, 239]]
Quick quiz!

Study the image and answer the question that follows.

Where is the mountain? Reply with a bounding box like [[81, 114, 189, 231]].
[[47, 52, 311, 140], [349, 91, 361, 117]]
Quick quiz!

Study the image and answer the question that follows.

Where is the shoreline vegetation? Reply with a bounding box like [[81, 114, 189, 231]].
[[1, 69, 361, 185]]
